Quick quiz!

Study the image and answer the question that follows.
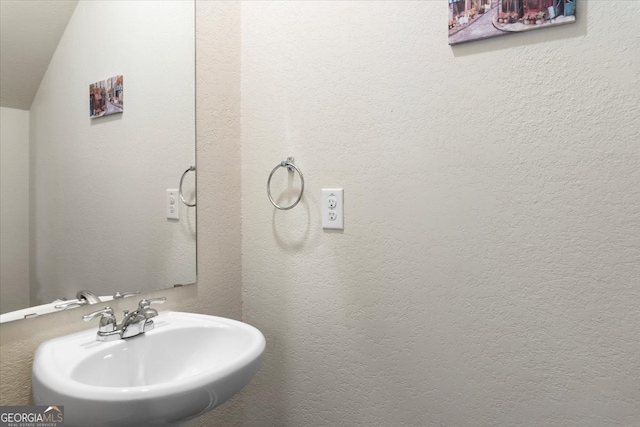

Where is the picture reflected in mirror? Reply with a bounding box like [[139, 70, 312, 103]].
[[90, 75, 123, 119]]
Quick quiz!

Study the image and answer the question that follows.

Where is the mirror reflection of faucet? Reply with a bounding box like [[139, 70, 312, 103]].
[[83, 297, 166, 341], [54, 290, 102, 310], [1, 290, 142, 323], [54, 290, 140, 310], [76, 290, 101, 304], [112, 291, 140, 299]]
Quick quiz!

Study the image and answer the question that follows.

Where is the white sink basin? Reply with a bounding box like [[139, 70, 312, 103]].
[[32, 312, 265, 427]]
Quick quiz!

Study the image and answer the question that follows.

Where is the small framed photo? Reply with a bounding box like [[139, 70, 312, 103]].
[[90, 75, 123, 118], [449, 0, 576, 45]]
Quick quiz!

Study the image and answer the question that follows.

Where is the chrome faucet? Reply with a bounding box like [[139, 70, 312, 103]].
[[83, 297, 166, 341]]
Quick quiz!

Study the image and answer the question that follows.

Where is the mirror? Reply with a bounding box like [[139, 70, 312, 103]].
[[0, 0, 196, 322]]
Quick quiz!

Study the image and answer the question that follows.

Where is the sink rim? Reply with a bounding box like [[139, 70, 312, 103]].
[[33, 311, 266, 402]]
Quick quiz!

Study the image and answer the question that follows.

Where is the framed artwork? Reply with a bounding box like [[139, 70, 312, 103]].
[[449, 0, 576, 45], [89, 75, 123, 118]]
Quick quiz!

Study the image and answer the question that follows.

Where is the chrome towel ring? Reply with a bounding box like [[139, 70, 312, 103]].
[[267, 157, 304, 210], [179, 166, 196, 207]]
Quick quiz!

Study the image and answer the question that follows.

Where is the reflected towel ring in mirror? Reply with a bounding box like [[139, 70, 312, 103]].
[[267, 157, 305, 210], [179, 166, 196, 207]]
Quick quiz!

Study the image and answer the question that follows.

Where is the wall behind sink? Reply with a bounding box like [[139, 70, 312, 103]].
[[240, 1, 639, 426], [0, 2, 243, 426]]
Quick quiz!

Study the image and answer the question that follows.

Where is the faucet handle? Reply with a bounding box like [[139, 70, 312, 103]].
[[83, 307, 117, 332], [138, 297, 166, 309]]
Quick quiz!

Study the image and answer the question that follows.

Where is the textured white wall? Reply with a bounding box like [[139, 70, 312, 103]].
[[0, 107, 30, 313], [2, 3, 243, 426], [28, 0, 196, 306], [241, 2, 640, 426]]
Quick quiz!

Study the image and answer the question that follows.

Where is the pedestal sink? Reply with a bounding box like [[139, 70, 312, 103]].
[[32, 312, 265, 427]]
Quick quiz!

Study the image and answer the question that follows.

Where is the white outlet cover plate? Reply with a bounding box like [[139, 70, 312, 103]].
[[322, 188, 343, 230], [167, 189, 179, 220]]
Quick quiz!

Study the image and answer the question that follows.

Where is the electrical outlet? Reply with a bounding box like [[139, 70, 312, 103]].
[[167, 189, 179, 220], [328, 196, 337, 209], [322, 188, 343, 230]]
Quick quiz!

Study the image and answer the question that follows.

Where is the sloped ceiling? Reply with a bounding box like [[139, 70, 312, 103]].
[[1, 0, 78, 110]]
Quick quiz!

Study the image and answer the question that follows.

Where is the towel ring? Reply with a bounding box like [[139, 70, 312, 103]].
[[267, 157, 304, 210], [179, 166, 196, 207]]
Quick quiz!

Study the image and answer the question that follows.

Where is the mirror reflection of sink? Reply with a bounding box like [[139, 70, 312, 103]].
[[32, 312, 265, 427], [0, 295, 115, 323]]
